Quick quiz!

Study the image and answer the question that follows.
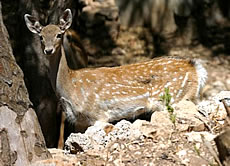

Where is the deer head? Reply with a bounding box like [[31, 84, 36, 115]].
[[24, 9, 72, 55]]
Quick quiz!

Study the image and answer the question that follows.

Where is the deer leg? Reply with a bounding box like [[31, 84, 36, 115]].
[[57, 104, 65, 149]]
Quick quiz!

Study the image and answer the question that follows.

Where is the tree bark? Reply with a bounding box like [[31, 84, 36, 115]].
[[0, 2, 51, 165]]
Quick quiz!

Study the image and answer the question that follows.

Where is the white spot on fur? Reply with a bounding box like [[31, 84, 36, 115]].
[[179, 76, 183, 80], [152, 90, 160, 96], [135, 70, 139, 74], [181, 72, 189, 88], [113, 91, 120, 95], [121, 91, 128, 95], [105, 83, 111, 87], [129, 92, 149, 100], [172, 78, 177, 82], [164, 82, 172, 88], [86, 78, 91, 83], [91, 73, 97, 76]]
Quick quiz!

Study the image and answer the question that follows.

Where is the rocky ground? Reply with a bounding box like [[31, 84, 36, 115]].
[[31, 24, 230, 166]]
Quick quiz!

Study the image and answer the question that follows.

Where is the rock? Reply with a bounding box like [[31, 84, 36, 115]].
[[132, 120, 158, 139], [48, 148, 65, 157], [65, 133, 93, 152], [64, 120, 139, 153], [198, 100, 215, 117], [174, 100, 206, 132], [176, 150, 190, 165], [198, 91, 230, 121], [151, 109, 173, 125], [150, 111, 174, 138], [213, 91, 230, 105], [198, 100, 227, 121], [185, 131, 216, 143], [131, 111, 174, 140]]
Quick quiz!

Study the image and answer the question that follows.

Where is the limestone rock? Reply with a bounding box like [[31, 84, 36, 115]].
[[132, 119, 157, 139], [185, 131, 216, 143], [213, 91, 230, 106], [64, 120, 139, 153], [198, 91, 230, 122], [150, 111, 174, 138], [174, 100, 206, 132]]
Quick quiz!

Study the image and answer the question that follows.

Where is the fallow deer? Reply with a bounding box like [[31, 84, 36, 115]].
[[24, 9, 207, 142], [24, 9, 88, 148]]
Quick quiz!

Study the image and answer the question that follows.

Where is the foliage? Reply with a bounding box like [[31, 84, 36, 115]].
[[160, 88, 176, 125]]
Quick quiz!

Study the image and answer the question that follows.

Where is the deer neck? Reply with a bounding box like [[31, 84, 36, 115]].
[[48, 45, 69, 94]]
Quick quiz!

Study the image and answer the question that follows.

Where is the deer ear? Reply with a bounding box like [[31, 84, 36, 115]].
[[24, 14, 43, 34], [59, 9, 72, 32]]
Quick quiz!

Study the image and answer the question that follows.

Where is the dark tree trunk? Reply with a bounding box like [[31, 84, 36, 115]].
[[0, 2, 51, 165]]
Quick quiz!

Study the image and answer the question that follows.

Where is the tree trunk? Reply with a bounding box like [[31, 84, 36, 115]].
[[0, 2, 51, 165]]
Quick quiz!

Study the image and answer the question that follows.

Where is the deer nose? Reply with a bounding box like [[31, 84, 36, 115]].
[[44, 48, 53, 55]]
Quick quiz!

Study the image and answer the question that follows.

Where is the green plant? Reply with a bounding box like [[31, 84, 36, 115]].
[[194, 144, 201, 156], [160, 88, 176, 125]]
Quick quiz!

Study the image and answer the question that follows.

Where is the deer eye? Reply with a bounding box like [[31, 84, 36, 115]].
[[57, 33, 62, 39]]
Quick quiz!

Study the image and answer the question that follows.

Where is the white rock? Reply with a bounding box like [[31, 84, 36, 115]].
[[198, 91, 230, 121], [174, 100, 205, 131], [177, 149, 187, 158], [185, 131, 216, 143]]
